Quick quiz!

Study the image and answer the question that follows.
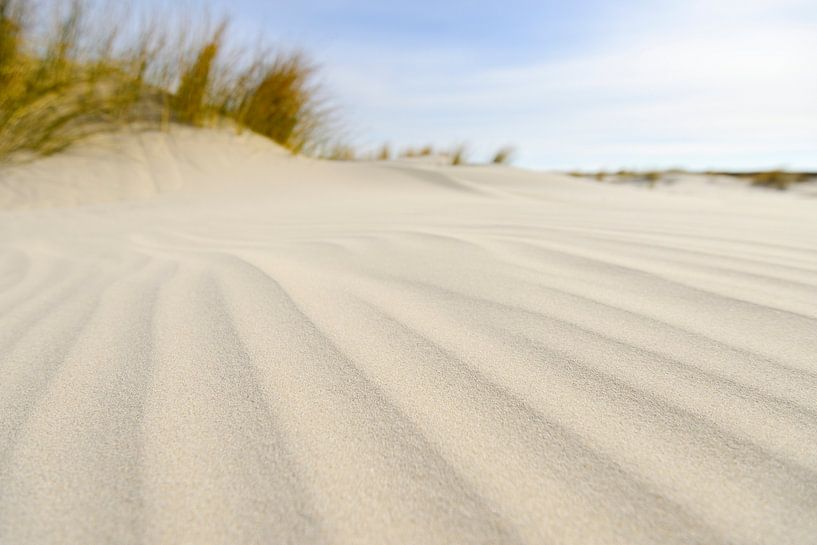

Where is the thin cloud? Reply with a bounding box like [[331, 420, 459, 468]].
[[197, 0, 815, 169]]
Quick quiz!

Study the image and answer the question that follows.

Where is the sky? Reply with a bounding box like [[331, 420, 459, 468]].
[[158, 0, 816, 170]]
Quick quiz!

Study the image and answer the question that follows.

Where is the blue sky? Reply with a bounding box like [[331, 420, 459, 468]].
[[165, 0, 816, 170]]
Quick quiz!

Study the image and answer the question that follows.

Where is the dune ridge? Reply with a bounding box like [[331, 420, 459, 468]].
[[1, 130, 816, 544]]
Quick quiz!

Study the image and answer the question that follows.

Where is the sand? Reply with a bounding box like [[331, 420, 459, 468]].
[[1, 128, 816, 544]]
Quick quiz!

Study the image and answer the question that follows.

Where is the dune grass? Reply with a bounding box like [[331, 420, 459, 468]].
[[450, 145, 467, 166], [236, 53, 330, 154], [567, 168, 814, 190], [323, 143, 357, 161], [2, 1, 520, 168], [398, 145, 440, 159], [491, 146, 515, 165], [746, 170, 799, 190], [172, 25, 226, 127], [0, 0, 127, 158], [644, 171, 661, 187], [390, 143, 518, 166], [0, 0, 331, 162]]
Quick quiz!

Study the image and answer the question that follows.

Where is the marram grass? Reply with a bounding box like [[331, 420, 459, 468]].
[[0, 0, 332, 162]]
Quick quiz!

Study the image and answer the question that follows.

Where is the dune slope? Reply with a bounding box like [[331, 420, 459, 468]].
[[1, 130, 816, 544]]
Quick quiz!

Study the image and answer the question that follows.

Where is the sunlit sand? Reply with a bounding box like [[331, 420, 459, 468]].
[[1, 129, 815, 544]]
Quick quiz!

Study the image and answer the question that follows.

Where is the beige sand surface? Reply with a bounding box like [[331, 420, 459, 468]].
[[1, 129, 816, 544]]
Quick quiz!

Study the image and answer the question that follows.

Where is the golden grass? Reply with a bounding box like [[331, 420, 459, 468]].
[[566, 168, 813, 190], [0, 0, 331, 162], [3, 1, 536, 171], [393, 143, 518, 166], [0, 0, 124, 158], [450, 144, 467, 166], [236, 53, 328, 153], [491, 146, 515, 165], [322, 142, 356, 161], [172, 25, 225, 126], [748, 170, 797, 190]]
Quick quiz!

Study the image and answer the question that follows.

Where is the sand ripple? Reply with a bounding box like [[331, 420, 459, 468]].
[[1, 151, 816, 544]]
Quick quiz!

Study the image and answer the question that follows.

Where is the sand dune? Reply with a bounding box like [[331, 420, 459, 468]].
[[1, 129, 816, 544]]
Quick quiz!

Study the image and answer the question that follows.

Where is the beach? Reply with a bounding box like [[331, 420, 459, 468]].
[[1, 129, 816, 544]]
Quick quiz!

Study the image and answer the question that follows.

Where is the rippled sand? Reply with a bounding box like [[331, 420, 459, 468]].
[[1, 130, 816, 544]]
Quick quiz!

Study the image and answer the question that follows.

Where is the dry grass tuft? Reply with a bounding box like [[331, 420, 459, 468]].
[[172, 25, 225, 126], [326, 144, 356, 161], [0, 0, 333, 162], [566, 168, 815, 191], [450, 144, 467, 166], [0, 0, 123, 158], [491, 146, 515, 165], [235, 52, 328, 153], [748, 170, 796, 190]]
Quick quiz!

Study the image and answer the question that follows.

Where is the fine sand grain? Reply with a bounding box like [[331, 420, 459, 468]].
[[1, 129, 816, 544]]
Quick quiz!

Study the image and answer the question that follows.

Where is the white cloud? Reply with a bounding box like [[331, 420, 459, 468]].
[[322, 2, 817, 169]]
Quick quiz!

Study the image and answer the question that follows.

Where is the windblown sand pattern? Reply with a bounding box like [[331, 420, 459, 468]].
[[1, 131, 816, 544]]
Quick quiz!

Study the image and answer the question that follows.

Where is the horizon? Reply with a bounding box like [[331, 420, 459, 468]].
[[152, 0, 817, 171]]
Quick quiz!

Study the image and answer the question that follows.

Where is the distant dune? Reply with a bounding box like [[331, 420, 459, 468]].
[[1, 129, 816, 544]]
